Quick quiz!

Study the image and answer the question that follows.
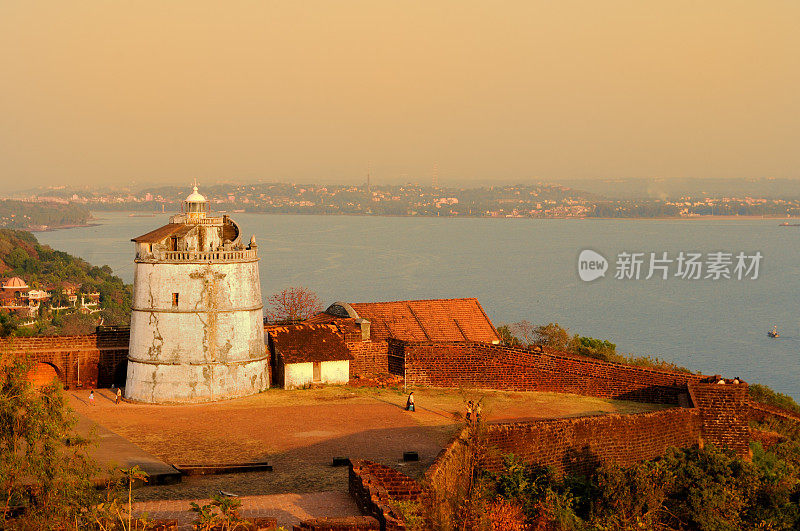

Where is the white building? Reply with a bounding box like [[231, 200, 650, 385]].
[[267, 324, 353, 389], [125, 186, 269, 403]]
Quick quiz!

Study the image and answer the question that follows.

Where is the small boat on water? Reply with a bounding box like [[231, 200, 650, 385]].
[[768, 325, 780, 338]]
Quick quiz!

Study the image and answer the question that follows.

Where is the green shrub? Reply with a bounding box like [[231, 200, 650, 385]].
[[487, 445, 800, 530], [749, 384, 800, 415]]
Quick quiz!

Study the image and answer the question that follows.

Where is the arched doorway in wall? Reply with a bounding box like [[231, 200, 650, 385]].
[[113, 361, 128, 388], [27, 362, 62, 388]]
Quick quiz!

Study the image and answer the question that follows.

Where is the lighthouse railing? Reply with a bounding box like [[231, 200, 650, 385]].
[[152, 249, 258, 262]]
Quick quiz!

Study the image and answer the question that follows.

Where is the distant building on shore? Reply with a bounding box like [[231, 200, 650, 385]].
[[126, 186, 268, 403]]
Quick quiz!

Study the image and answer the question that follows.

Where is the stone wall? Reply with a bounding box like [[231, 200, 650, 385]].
[[387, 340, 405, 376], [1, 329, 130, 389], [747, 401, 800, 424], [399, 341, 703, 403]]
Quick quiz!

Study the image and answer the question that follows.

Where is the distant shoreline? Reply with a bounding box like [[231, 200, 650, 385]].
[[28, 221, 101, 233], [76, 210, 800, 223]]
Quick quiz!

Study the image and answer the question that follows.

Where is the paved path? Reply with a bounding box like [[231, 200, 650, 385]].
[[134, 491, 360, 528], [73, 393, 180, 484]]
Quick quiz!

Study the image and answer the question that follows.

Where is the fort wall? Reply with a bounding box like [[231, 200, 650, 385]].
[[689, 382, 752, 457], [425, 409, 702, 493], [349, 460, 422, 531], [0, 329, 129, 389], [399, 341, 703, 404], [480, 408, 702, 475]]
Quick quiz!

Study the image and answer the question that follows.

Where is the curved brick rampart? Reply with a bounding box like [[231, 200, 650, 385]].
[[747, 401, 800, 424], [400, 341, 705, 403]]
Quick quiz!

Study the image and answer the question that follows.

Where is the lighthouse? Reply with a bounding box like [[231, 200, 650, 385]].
[[125, 186, 268, 403]]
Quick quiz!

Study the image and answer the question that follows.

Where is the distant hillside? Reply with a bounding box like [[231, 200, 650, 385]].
[[0, 229, 131, 336], [0, 200, 92, 230]]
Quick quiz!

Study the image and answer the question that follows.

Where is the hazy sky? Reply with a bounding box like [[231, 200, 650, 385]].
[[1, 1, 799, 189]]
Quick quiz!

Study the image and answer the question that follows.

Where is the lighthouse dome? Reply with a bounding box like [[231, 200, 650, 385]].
[[186, 185, 206, 203], [184, 185, 208, 219]]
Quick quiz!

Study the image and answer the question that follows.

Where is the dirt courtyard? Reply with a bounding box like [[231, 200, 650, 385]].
[[71, 386, 665, 500]]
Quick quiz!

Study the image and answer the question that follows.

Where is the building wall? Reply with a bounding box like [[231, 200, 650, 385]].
[[346, 339, 388, 378], [284, 362, 313, 389], [322, 359, 350, 385], [126, 258, 268, 403], [283, 360, 350, 389]]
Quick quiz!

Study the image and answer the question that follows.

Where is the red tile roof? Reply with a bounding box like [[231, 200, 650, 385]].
[[131, 223, 191, 243], [1, 277, 28, 290], [267, 324, 353, 364], [312, 298, 500, 343]]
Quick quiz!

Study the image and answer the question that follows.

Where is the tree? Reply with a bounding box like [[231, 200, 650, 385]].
[[510, 320, 537, 346], [0, 353, 100, 527], [572, 336, 616, 361], [265, 286, 323, 323], [0, 314, 17, 338], [496, 325, 521, 347], [59, 312, 97, 336], [533, 323, 574, 351]]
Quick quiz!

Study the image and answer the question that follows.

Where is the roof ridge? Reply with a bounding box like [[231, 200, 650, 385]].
[[351, 297, 480, 305]]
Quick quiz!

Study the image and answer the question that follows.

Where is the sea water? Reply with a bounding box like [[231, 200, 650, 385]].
[[37, 212, 800, 399]]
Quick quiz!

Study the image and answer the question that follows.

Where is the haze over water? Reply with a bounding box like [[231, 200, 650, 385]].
[[3, 2, 800, 187], [38, 212, 800, 400]]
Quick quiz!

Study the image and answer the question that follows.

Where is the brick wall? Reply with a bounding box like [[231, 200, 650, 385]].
[[419, 409, 703, 525], [747, 401, 800, 424], [479, 409, 702, 476], [347, 340, 389, 378], [0, 329, 130, 389], [387, 339, 404, 376], [349, 460, 422, 531], [400, 341, 703, 404], [293, 516, 379, 530], [688, 382, 751, 458], [424, 426, 473, 520]]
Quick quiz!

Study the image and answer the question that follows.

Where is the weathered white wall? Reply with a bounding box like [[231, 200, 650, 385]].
[[126, 255, 268, 403], [284, 362, 313, 389], [127, 357, 269, 403], [282, 359, 350, 389], [321, 360, 350, 385]]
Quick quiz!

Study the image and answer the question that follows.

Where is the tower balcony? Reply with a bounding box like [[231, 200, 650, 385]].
[[169, 214, 224, 226], [136, 248, 258, 263]]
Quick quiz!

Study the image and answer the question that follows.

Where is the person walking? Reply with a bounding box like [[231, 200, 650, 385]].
[[89, 389, 95, 405], [474, 402, 482, 423], [466, 401, 473, 423], [115, 388, 122, 405], [406, 392, 415, 412]]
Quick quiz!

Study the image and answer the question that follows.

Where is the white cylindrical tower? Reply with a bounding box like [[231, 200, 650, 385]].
[[125, 186, 269, 403]]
